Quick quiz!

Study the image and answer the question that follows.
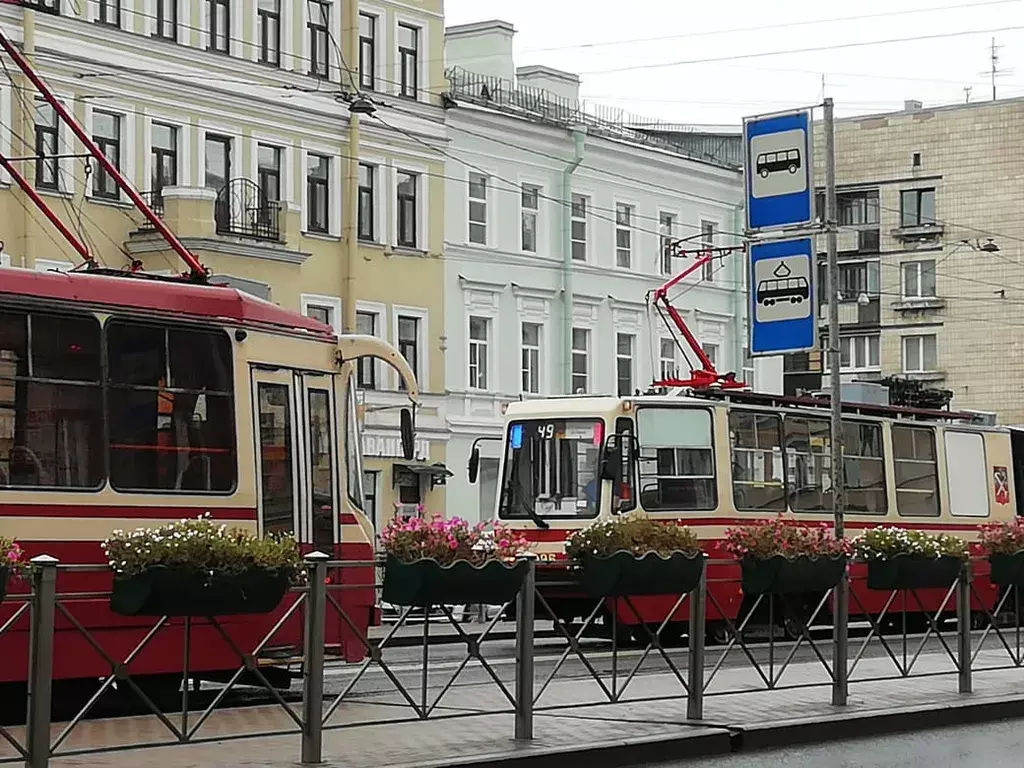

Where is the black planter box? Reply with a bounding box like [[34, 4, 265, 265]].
[[578, 550, 704, 598], [740, 555, 847, 596], [109, 566, 292, 617], [988, 552, 1024, 588], [866, 554, 964, 591], [381, 554, 529, 608]]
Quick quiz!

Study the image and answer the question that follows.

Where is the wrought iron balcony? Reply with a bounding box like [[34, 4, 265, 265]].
[[136, 190, 164, 232], [215, 178, 282, 242]]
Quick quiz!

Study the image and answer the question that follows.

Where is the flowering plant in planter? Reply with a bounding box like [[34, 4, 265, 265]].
[[853, 526, 967, 591], [564, 514, 703, 598], [978, 518, 1024, 587], [101, 514, 304, 617], [723, 515, 850, 596], [379, 515, 532, 608], [0, 537, 27, 602]]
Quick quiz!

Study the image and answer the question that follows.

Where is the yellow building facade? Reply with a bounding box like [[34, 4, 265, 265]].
[[0, 0, 449, 529]]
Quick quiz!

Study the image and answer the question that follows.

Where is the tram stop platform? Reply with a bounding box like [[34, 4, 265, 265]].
[[18, 648, 1024, 768]]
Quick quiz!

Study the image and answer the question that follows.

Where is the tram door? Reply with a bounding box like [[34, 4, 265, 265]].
[[252, 368, 340, 555]]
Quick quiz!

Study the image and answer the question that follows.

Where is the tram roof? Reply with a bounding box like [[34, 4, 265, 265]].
[[0, 268, 335, 340]]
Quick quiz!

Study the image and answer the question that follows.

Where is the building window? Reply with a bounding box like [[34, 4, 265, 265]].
[[308, 0, 330, 78], [838, 190, 879, 226], [468, 316, 489, 390], [257, 0, 280, 65], [355, 311, 377, 389], [659, 212, 675, 274], [204, 134, 231, 191], [892, 425, 939, 517], [571, 327, 589, 394], [155, 0, 177, 40], [92, 111, 121, 200], [701, 220, 717, 281], [571, 194, 587, 261], [521, 322, 540, 394], [467, 172, 487, 245], [616, 333, 634, 396], [819, 261, 880, 303], [359, 13, 376, 90], [97, 0, 120, 26], [357, 163, 375, 241], [151, 123, 178, 209], [660, 338, 677, 381], [398, 23, 419, 98], [257, 144, 281, 205], [902, 335, 937, 373], [34, 99, 59, 191], [207, 0, 230, 52], [902, 260, 936, 298], [397, 171, 418, 248], [840, 334, 880, 371], [900, 188, 936, 227], [702, 343, 718, 368], [363, 470, 380, 530], [521, 184, 539, 253], [615, 203, 633, 268], [302, 298, 339, 330], [306, 153, 329, 234], [397, 315, 419, 389]]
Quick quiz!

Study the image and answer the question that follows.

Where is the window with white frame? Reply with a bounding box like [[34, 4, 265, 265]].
[[359, 13, 376, 89], [97, 0, 120, 27], [204, 133, 231, 191], [398, 23, 419, 98], [397, 314, 420, 390], [615, 203, 633, 268], [521, 184, 540, 253], [616, 333, 635, 396], [571, 328, 589, 393], [257, 0, 280, 65], [468, 315, 490, 390], [156, 0, 177, 40], [92, 111, 121, 200], [355, 310, 378, 389], [207, 0, 230, 53], [571, 194, 587, 262], [660, 339, 678, 380], [659, 212, 676, 274], [34, 99, 59, 192], [397, 171, 418, 248], [308, 0, 330, 78], [468, 172, 487, 245], [521, 322, 541, 394], [702, 343, 718, 368], [150, 123, 178, 211], [840, 334, 880, 371], [307, 153, 330, 233], [358, 163, 375, 241], [301, 294, 341, 331], [902, 260, 936, 299], [902, 334, 938, 373], [742, 346, 755, 384], [701, 220, 717, 281]]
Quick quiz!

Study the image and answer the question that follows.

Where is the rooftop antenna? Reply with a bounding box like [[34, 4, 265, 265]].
[[981, 37, 1014, 101], [964, 85, 972, 103]]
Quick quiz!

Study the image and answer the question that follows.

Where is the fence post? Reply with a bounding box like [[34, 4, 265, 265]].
[[832, 567, 850, 706], [687, 554, 706, 721], [301, 552, 329, 765], [957, 559, 972, 695], [514, 554, 536, 740], [26, 555, 58, 768]]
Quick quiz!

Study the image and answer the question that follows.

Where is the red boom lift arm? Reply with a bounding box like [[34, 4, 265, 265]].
[[0, 30, 209, 281], [648, 242, 748, 390]]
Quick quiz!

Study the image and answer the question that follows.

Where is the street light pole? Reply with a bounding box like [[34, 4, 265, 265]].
[[824, 97, 848, 706]]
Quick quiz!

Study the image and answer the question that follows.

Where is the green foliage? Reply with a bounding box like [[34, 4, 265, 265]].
[[979, 518, 1024, 556], [565, 514, 700, 561], [101, 515, 304, 581]]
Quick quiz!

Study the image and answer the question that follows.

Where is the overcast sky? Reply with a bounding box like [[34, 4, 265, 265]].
[[444, 0, 1024, 126]]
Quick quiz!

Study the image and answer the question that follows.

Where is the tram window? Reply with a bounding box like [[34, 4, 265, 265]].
[[636, 407, 716, 511], [892, 425, 940, 517], [843, 420, 886, 514], [0, 310, 104, 489], [257, 382, 295, 536], [344, 379, 365, 511], [106, 320, 236, 493], [309, 389, 335, 553], [729, 411, 786, 511], [784, 415, 832, 512], [944, 430, 989, 518]]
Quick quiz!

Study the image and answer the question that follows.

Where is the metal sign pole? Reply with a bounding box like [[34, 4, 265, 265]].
[[824, 97, 849, 707]]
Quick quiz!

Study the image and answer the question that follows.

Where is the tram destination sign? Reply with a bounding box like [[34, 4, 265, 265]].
[[743, 109, 814, 232], [748, 237, 817, 356]]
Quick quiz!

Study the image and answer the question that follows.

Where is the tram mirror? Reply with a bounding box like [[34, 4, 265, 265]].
[[468, 447, 481, 484], [599, 436, 624, 483], [400, 408, 415, 460]]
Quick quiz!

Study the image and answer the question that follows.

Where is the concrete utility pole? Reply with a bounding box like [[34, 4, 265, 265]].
[[824, 97, 848, 707]]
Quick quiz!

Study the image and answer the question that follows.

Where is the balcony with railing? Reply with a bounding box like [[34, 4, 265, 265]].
[[136, 190, 164, 232], [215, 178, 282, 242]]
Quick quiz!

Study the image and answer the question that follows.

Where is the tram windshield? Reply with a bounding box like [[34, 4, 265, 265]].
[[499, 419, 603, 522]]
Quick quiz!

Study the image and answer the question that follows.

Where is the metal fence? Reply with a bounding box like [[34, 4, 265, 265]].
[[7, 553, 1022, 766]]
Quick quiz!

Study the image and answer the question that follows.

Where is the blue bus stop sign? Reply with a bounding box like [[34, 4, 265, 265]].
[[744, 110, 814, 232], [749, 237, 817, 356]]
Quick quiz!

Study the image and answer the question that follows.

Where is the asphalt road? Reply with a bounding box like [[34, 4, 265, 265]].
[[651, 718, 1024, 767]]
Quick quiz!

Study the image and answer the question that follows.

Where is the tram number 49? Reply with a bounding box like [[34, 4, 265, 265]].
[[537, 424, 556, 439]]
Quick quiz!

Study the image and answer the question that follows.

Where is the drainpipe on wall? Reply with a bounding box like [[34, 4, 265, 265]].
[[732, 203, 746, 385], [561, 128, 586, 394], [342, 0, 360, 333]]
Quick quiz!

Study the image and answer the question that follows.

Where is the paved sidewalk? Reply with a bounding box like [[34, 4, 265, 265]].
[[9, 649, 1024, 768]]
